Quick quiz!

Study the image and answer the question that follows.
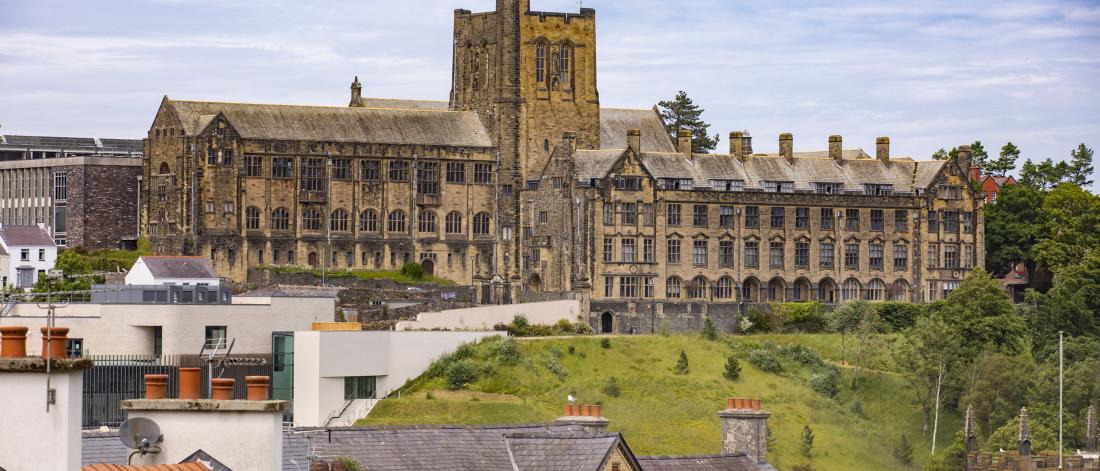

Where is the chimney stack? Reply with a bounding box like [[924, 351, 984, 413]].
[[828, 135, 843, 162], [779, 133, 794, 164], [720, 398, 770, 465], [876, 137, 890, 163], [957, 144, 973, 175], [555, 402, 610, 434], [678, 129, 693, 158], [562, 131, 577, 155], [627, 128, 641, 153], [730, 131, 744, 160]]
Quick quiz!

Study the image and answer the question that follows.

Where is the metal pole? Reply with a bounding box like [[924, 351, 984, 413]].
[[1059, 330, 1064, 469]]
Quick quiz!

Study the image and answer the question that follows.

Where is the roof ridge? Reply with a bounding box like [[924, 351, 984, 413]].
[[170, 99, 461, 114], [637, 452, 750, 460]]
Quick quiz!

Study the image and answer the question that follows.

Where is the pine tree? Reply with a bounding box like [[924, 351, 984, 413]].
[[657, 91, 719, 153], [990, 142, 1020, 177], [801, 425, 815, 458], [674, 350, 690, 375], [932, 148, 950, 161], [1068, 143, 1094, 186]]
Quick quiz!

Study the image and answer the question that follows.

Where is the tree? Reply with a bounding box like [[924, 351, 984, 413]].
[[1031, 184, 1100, 272], [934, 269, 1026, 358], [932, 148, 951, 161], [723, 355, 741, 380], [983, 184, 1047, 276], [828, 300, 881, 383], [657, 91, 719, 153], [801, 425, 815, 458], [969, 140, 991, 173], [988, 142, 1020, 177], [959, 352, 1035, 440], [674, 350, 690, 374], [1068, 143, 1094, 186], [1020, 157, 1073, 191], [895, 312, 961, 442], [701, 317, 718, 340], [893, 434, 913, 466]]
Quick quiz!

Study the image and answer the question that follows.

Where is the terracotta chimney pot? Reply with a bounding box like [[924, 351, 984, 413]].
[[752, 399, 761, 410], [582, 404, 593, 417], [1, 326, 29, 358], [211, 378, 236, 400], [735, 398, 746, 409], [179, 368, 201, 400], [245, 375, 271, 401], [564, 404, 572, 416], [40, 326, 69, 359], [727, 398, 736, 410], [592, 404, 602, 417], [145, 374, 169, 399]]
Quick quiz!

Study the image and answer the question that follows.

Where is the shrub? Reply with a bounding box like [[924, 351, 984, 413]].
[[600, 338, 611, 349], [723, 356, 741, 380], [893, 434, 913, 465], [567, 345, 575, 354], [702, 317, 718, 340], [554, 318, 575, 333], [674, 350, 690, 375], [737, 316, 754, 334], [601, 376, 622, 397], [778, 302, 827, 333], [544, 351, 567, 380], [810, 365, 840, 398], [748, 348, 782, 373], [336, 456, 363, 471], [574, 322, 595, 335], [512, 314, 529, 329], [425, 342, 477, 379], [850, 400, 864, 417], [778, 344, 823, 367], [488, 337, 521, 365], [801, 425, 815, 457], [875, 302, 924, 332], [444, 358, 480, 390], [400, 262, 424, 280]]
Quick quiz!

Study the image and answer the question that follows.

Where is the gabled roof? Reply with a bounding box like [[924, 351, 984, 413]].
[[164, 99, 493, 148], [600, 108, 676, 153], [506, 432, 627, 470], [638, 454, 774, 471], [136, 256, 218, 279], [0, 225, 55, 247]]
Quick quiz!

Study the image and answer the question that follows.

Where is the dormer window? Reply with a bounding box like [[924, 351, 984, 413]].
[[658, 178, 693, 190], [763, 181, 794, 193], [710, 179, 744, 192], [938, 185, 962, 200], [616, 176, 642, 191], [814, 182, 844, 194], [865, 184, 893, 196]]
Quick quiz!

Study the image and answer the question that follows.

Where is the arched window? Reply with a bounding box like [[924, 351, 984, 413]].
[[360, 209, 379, 233], [841, 278, 862, 301], [715, 276, 734, 299], [330, 209, 349, 232], [473, 212, 490, 236], [559, 43, 572, 86], [244, 206, 261, 230], [418, 211, 438, 234], [666, 277, 682, 299], [445, 211, 463, 234], [302, 208, 322, 232], [535, 42, 547, 84], [388, 210, 407, 233], [890, 279, 912, 301], [867, 279, 886, 301], [271, 207, 290, 231], [688, 276, 709, 299], [158, 162, 171, 175]]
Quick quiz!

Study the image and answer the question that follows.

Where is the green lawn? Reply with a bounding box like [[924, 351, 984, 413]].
[[361, 334, 958, 471]]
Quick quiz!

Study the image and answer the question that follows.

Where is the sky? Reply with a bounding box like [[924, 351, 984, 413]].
[[1, 0, 1097, 189]]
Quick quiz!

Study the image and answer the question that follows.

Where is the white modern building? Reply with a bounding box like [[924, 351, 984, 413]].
[[0, 223, 57, 289], [125, 255, 220, 286]]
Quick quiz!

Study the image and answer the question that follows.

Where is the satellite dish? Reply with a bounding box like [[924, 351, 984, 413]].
[[120, 417, 163, 454]]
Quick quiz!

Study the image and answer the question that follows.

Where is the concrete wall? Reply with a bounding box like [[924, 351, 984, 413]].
[[292, 330, 499, 427], [394, 299, 581, 331], [0, 369, 83, 471], [126, 406, 283, 471], [5, 296, 335, 355]]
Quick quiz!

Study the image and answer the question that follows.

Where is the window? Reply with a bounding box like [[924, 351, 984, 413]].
[[870, 210, 884, 231], [770, 207, 785, 228], [795, 241, 810, 268], [621, 238, 636, 263], [207, 148, 217, 165], [719, 206, 734, 228], [473, 212, 491, 236], [666, 277, 682, 299], [300, 158, 325, 192], [745, 206, 759, 228], [942, 280, 960, 298], [891, 280, 911, 301], [820, 208, 835, 230], [535, 42, 547, 83], [795, 208, 809, 229], [869, 242, 884, 269], [964, 244, 974, 268], [693, 240, 708, 267], [693, 205, 708, 227], [621, 202, 637, 225], [446, 162, 465, 183], [763, 181, 794, 193], [715, 277, 734, 299], [962, 212, 974, 233], [719, 240, 734, 267], [302, 208, 322, 231], [361, 209, 380, 232], [644, 277, 655, 298], [361, 160, 381, 181], [841, 279, 861, 301], [619, 276, 639, 298], [388, 161, 410, 181], [666, 203, 681, 226], [603, 202, 615, 225], [388, 210, 408, 233], [344, 376, 377, 400], [204, 326, 227, 349], [331, 159, 352, 180], [943, 211, 959, 233], [641, 203, 655, 226], [928, 211, 939, 233], [538, 211, 548, 224], [769, 240, 785, 268], [616, 176, 642, 191], [845, 242, 860, 269], [272, 208, 290, 231], [559, 43, 572, 86], [927, 243, 939, 268], [895, 210, 909, 232], [660, 178, 694, 190], [223, 202, 235, 214], [711, 179, 744, 192], [223, 149, 233, 166], [865, 184, 893, 196], [417, 211, 437, 234], [687, 276, 709, 299], [820, 241, 835, 268], [38, 249, 46, 261], [745, 240, 759, 268], [272, 157, 293, 178], [445, 211, 463, 234], [244, 156, 263, 177], [53, 171, 68, 200], [604, 237, 614, 263], [604, 276, 614, 297], [893, 243, 908, 270], [845, 209, 860, 231], [938, 185, 962, 200], [473, 163, 493, 184], [667, 239, 681, 264], [205, 201, 215, 213], [867, 279, 886, 300], [245, 207, 261, 230], [643, 238, 655, 262], [814, 182, 844, 194], [945, 244, 959, 268], [65, 338, 83, 357], [417, 161, 440, 195]]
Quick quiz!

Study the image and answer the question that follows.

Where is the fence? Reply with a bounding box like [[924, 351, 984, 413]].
[[82, 353, 273, 428]]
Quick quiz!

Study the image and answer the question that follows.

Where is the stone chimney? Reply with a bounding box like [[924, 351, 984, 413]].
[[626, 128, 641, 153], [677, 129, 693, 158], [876, 137, 890, 163], [730, 131, 744, 159], [720, 398, 770, 465], [828, 135, 843, 162], [957, 144, 973, 176], [779, 133, 794, 164], [742, 131, 753, 155], [349, 76, 364, 108], [555, 403, 610, 434]]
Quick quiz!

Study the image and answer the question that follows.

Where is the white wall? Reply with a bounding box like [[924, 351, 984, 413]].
[[293, 330, 499, 427], [395, 300, 581, 331], [1, 243, 57, 290], [5, 296, 335, 355], [125, 258, 220, 286], [127, 408, 282, 471], [0, 369, 83, 471]]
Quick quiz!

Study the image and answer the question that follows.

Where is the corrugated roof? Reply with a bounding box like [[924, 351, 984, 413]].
[[0, 225, 55, 246], [137, 256, 218, 279], [638, 454, 772, 471], [600, 108, 676, 152], [0, 135, 142, 153], [166, 99, 493, 148]]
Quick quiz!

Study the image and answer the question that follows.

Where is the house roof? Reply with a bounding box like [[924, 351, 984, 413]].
[[357, 97, 450, 111], [0, 225, 56, 247], [0, 135, 142, 154], [506, 432, 624, 470], [599, 108, 676, 153], [81, 464, 210, 471], [0, 244, 7, 255], [82, 430, 306, 471], [637, 454, 774, 471], [136, 256, 218, 279]]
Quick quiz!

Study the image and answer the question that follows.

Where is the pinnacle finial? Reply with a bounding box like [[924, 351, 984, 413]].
[[1087, 404, 1098, 453], [349, 76, 364, 107], [1019, 407, 1032, 455], [965, 404, 976, 438]]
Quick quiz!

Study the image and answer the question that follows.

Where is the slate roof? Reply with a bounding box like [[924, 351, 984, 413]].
[[357, 97, 450, 111], [0, 135, 142, 154], [599, 108, 676, 152], [0, 225, 56, 247], [506, 432, 622, 470], [137, 256, 218, 279], [81, 430, 128, 466], [638, 454, 773, 471], [165, 99, 493, 148], [82, 464, 210, 471]]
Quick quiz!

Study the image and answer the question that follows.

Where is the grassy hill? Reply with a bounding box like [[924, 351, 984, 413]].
[[361, 334, 959, 471]]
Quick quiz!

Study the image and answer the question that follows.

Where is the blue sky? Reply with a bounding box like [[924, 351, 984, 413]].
[[1, 0, 1097, 187]]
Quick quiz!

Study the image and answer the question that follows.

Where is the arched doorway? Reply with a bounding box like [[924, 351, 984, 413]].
[[421, 258, 435, 277], [818, 278, 838, 303], [601, 311, 614, 334], [793, 277, 812, 302], [528, 274, 542, 292], [308, 252, 319, 268], [742, 277, 762, 302], [767, 277, 787, 302]]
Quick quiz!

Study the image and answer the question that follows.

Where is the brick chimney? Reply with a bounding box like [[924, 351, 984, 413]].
[[970, 166, 981, 183], [828, 135, 843, 162], [678, 129, 693, 158], [626, 128, 641, 153], [779, 133, 794, 164], [876, 137, 890, 163], [719, 398, 770, 465], [555, 403, 610, 434]]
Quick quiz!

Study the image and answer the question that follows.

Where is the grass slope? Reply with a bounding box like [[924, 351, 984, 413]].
[[362, 334, 958, 471]]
